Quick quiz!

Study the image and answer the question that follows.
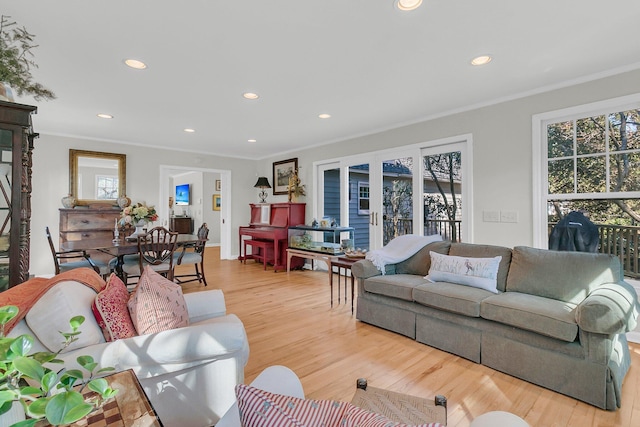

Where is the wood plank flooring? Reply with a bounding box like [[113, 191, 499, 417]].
[[177, 247, 640, 426]]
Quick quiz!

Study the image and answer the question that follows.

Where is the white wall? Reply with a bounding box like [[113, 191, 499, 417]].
[[203, 171, 221, 244], [31, 134, 258, 276], [259, 69, 640, 248], [29, 69, 640, 276]]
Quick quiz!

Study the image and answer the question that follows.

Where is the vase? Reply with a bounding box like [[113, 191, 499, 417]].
[[61, 193, 76, 208], [126, 219, 147, 241], [117, 194, 131, 209]]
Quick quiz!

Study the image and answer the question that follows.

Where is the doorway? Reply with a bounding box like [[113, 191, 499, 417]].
[[159, 165, 232, 259]]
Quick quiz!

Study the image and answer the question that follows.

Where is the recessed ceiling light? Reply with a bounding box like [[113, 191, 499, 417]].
[[395, 0, 423, 11], [471, 55, 493, 66], [243, 92, 259, 100], [318, 113, 331, 119], [248, 139, 257, 143], [184, 128, 195, 133], [96, 113, 113, 119], [124, 59, 147, 69]]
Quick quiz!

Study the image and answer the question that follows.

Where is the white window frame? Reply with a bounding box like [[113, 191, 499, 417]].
[[532, 93, 640, 248], [357, 181, 370, 215], [95, 174, 118, 200]]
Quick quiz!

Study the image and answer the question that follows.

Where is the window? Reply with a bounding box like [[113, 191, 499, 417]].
[[533, 93, 640, 247], [358, 182, 369, 215], [95, 175, 118, 200]]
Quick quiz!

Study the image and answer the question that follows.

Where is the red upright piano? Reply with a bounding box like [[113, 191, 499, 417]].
[[239, 202, 306, 271]]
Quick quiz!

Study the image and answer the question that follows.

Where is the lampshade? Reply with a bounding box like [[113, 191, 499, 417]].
[[254, 177, 271, 189]]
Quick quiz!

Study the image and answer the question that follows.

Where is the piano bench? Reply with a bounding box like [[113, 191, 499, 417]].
[[243, 239, 275, 270]]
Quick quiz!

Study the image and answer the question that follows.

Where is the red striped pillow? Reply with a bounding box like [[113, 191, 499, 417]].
[[128, 266, 189, 335]]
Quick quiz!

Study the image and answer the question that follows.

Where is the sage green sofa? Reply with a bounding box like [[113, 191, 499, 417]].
[[351, 242, 639, 410]]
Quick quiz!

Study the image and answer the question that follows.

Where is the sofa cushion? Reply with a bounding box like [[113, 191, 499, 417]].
[[364, 274, 428, 301], [92, 273, 137, 342], [506, 246, 622, 304], [449, 243, 512, 292], [128, 266, 189, 335], [426, 251, 502, 293], [481, 292, 578, 342], [413, 281, 495, 317], [395, 241, 451, 276], [26, 281, 105, 353]]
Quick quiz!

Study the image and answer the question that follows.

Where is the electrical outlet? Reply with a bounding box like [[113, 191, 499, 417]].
[[483, 211, 500, 222], [500, 211, 519, 223]]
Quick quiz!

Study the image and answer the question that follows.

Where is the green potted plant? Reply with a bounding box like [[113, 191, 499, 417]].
[[0, 15, 55, 101], [0, 305, 117, 426]]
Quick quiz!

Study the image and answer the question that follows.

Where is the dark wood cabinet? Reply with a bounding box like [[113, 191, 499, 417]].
[[59, 207, 121, 264], [170, 217, 193, 234], [0, 101, 38, 290]]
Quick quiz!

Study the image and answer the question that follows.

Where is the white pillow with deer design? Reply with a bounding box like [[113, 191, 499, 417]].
[[425, 251, 502, 293]]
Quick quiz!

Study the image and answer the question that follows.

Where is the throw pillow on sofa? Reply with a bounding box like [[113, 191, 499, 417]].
[[26, 281, 105, 352], [235, 384, 443, 427], [128, 266, 189, 335], [426, 251, 502, 293], [92, 273, 137, 341]]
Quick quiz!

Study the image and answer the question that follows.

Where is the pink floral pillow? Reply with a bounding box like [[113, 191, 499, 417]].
[[91, 274, 136, 341], [127, 266, 189, 335], [235, 384, 444, 427]]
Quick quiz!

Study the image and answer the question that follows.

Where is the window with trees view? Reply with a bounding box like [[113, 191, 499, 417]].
[[547, 108, 640, 225]]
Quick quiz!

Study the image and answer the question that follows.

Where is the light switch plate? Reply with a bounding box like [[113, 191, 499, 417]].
[[500, 211, 518, 223], [483, 211, 500, 222]]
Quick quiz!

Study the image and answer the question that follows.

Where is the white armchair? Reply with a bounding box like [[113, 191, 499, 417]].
[[8, 281, 250, 427]]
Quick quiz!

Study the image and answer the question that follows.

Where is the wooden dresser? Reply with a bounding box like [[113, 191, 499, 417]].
[[170, 216, 193, 234], [59, 207, 121, 263]]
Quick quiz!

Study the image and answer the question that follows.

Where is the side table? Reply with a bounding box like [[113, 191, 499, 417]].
[[329, 256, 360, 314]]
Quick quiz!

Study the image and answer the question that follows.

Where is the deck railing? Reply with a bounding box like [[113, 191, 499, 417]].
[[382, 218, 463, 244], [548, 223, 640, 278]]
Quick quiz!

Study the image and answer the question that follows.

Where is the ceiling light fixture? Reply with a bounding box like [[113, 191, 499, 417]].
[[471, 55, 493, 66], [318, 113, 331, 119], [248, 139, 257, 143], [184, 128, 195, 133], [243, 92, 259, 100], [124, 59, 147, 69], [96, 113, 113, 119], [395, 0, 423, 11]]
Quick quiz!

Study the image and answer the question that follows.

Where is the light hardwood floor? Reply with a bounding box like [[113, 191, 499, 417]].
[[176, 247, 640, 426]]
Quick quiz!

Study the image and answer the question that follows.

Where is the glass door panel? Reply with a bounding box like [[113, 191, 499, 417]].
[[381, 157, 414, 245], [422, 150, 463, 242], [348, 163, 372, 251]]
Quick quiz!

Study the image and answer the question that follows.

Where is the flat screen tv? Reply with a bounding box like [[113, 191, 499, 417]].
[[175, 183, 191, 205]]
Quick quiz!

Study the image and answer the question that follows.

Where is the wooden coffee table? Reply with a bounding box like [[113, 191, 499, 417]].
[[37, 369, 162, 427]]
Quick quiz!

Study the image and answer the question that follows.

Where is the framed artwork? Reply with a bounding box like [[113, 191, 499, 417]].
[[213, 194, 221, 211], [215, 179, 221, 191], [272, 157, 298, 195]]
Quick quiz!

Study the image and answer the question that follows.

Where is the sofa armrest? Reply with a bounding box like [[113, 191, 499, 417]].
[[185, 289, 226, 322], [576, 281, 639, 335], [351, 259, 386, 279]]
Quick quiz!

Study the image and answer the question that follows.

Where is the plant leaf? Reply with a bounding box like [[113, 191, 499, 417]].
[[87, 378, 108, 394], [0, 305, 18, 326], [68, 316, 85, 330], [40, 371, 58, 394], [24, 396, 47, 418], [13, 356, 44, 381], [45, 391, 92, 424], [0, 391, 16, 408], [8, 335, 33, 358], [8, 419, 38, 427]]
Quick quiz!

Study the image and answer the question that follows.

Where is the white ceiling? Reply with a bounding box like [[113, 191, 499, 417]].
[[3, 1, 640, 160]]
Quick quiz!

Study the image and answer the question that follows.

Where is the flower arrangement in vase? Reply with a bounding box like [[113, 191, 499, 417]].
[[119, 202, 158, 240]]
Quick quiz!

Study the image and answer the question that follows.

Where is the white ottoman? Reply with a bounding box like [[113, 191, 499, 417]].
[[471, 411, 529, 427]]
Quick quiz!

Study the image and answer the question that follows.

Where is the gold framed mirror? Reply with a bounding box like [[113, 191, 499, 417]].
[[69, 149, 126, 206]]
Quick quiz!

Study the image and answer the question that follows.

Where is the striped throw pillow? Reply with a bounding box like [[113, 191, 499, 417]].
[[128, 266, 189, 335]]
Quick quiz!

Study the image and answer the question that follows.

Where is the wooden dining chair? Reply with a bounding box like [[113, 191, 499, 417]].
[[174, 223, 209, 286], [45, 226, 110, 277], [122, 226, 178, 281]]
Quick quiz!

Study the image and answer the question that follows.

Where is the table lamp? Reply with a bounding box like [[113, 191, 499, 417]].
[[254, 177, 271, 203]]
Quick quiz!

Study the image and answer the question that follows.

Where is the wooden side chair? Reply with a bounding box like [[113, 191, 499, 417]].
[[122, 226, 178, 281], [174, 223, 209, 286], [45, 226, 109, 276]]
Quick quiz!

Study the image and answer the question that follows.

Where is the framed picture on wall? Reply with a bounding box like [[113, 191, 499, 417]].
[[213, 194, 221, 211], [272, 157, 297, 195], [215, 179, 221, 191]]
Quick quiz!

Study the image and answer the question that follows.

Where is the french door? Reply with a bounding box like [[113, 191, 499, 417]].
[[315, 136, 470, 251]]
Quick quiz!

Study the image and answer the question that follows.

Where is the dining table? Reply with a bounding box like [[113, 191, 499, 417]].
[[60, 233, 203, 281]]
